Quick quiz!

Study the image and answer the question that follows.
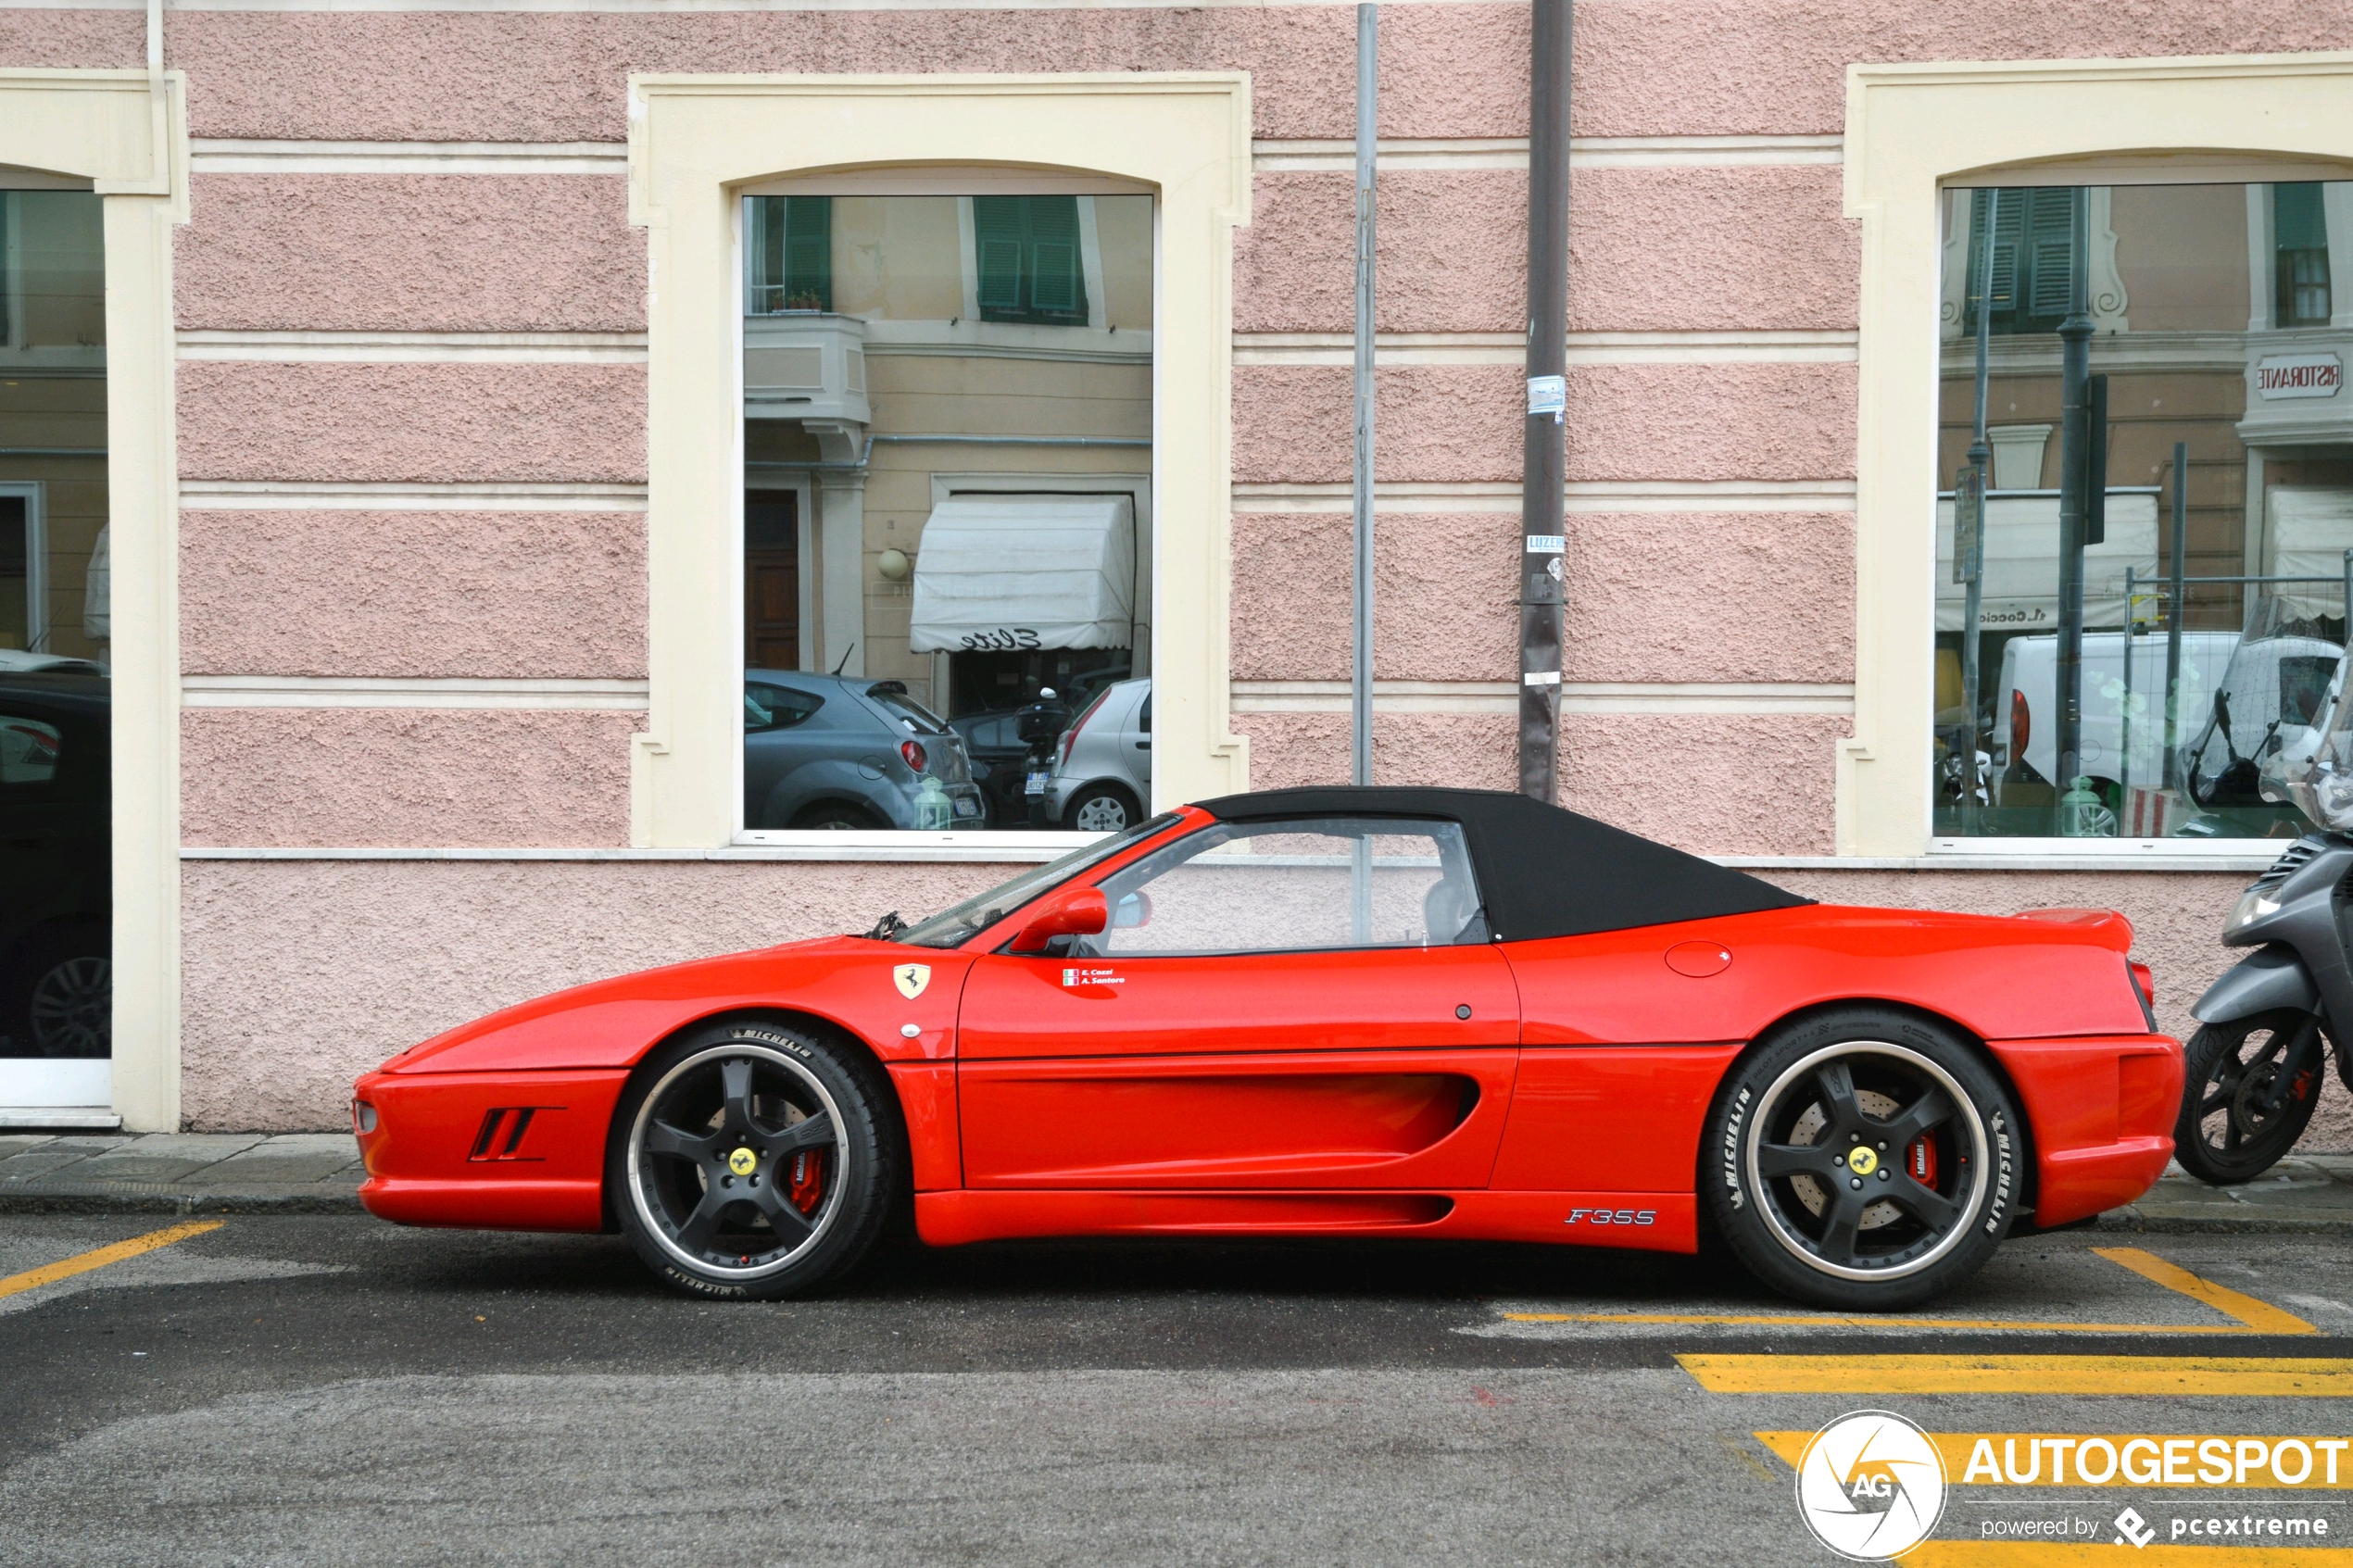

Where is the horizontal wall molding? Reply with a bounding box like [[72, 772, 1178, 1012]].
[[191, 139, 626, 174], [1253, 134, 1843, 172], [177, 330, 648, 364], [181, 675, 650, 709], [1235, 331, 1857, 367], [170, 327, 1850, 370], [178, 132, 1838, 176], [1231, 679, 1856, 715], [178, 481, 649, 512], [1233, 479, 1857, 515]]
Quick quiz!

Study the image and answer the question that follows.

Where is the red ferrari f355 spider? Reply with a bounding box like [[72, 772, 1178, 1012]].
[[352, 787, 2180, 1309]]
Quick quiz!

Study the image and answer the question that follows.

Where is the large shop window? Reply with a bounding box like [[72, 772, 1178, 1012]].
[[740, 191, 1154, 836], [1934, 179, 2353, 840], [0, 185, 110, 1091]]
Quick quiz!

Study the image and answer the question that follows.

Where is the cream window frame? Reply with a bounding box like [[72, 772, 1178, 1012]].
[[1843, 51, 2353, 858], [0, 71, 187, 1129], [628, 73, 1251, 850]]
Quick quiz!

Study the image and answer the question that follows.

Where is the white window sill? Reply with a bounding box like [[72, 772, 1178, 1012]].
[[184, 836, 2282, 872]]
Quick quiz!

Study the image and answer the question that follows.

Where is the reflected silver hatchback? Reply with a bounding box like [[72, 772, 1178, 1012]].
[[1044, 677, 1151, 833]]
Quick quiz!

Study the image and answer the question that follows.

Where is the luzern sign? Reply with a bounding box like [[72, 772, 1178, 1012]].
[[2255, 353, 2344, 399]]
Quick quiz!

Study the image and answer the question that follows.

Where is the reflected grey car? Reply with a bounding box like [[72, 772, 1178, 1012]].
[[1045, 677, 1151, 833], [744, 671, 985, 831]]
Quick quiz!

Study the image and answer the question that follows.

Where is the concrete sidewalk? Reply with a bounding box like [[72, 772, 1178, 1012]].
[[4, 1132, 2353, 1228], [0, 1133, 365, 1214]]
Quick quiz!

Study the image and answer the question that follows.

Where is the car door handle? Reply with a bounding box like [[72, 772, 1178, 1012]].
[[1135, 739, 1151, 750]]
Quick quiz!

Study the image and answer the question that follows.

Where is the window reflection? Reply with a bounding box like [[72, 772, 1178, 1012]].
[[1936, 179, 2353, 840], [741, 191, 1153, 833]]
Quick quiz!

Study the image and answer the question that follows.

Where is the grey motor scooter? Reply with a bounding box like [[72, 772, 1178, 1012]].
[[2178, 834, 2353, 1183]]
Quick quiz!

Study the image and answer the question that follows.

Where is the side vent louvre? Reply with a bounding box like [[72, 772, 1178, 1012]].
[[2255, 841, 2319, 897], [467, 1107, 553, 1162]]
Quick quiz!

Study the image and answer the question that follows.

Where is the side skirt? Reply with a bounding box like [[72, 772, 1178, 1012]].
[[914, 1189, 1698, 1253]]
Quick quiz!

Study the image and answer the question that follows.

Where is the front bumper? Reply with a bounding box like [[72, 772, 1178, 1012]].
[[352, 1066, 626, 1232]]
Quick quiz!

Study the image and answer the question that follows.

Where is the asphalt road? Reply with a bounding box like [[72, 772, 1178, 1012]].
[[5, 1217, 2353, 1566]]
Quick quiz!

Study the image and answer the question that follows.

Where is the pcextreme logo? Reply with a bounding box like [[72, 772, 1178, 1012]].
[[1796, 1411, 1949, 1561]]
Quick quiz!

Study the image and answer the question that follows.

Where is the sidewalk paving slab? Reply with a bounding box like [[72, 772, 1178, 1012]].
[[0, 1132, 365, 1214]]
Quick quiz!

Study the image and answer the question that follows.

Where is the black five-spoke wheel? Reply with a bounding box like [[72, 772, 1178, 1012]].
[[1705, 1009, 2021, 1310], [2173, 1009, 2324, 1185], [610, 1021, 901, 1299]]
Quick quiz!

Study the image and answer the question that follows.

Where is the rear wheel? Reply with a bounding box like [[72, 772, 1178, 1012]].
[[1066, 783, 1141, 834], [1704, 1009, 2020, 1310], [610, 1021, 901, 1299], [2173, 1010, 2323, 1185]]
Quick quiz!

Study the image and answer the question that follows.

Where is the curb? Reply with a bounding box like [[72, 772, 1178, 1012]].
[[0, 1184, 364, 1216], [2089, 1209, 2353, 1236]]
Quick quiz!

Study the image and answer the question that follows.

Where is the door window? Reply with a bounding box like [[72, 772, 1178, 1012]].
[[1090, 817, 1485, 957]]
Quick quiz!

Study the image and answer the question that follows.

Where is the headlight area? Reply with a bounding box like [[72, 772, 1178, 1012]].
[[348, 1068, 628, 1231], [2233, 886, 2283, 929]]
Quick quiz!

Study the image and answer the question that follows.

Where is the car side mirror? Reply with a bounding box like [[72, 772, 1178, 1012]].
[[1011, 887, 1110, 953]]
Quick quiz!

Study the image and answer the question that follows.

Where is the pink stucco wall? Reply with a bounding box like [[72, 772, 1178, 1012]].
[[1234, 363, 1858, 484], [179, 175, 646, 334], [1231, 508, 1854, 684], [1238, 165, 1856, 335], [181, 509, 648, 680], [180, 709, 640, 848], [177, 362, 648, 485]]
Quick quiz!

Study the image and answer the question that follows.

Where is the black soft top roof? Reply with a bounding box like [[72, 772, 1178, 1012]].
[[1194, 785, 1809, 942]]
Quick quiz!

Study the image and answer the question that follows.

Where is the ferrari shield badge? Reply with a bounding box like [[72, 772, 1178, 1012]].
[[893, 963, 931, 999]]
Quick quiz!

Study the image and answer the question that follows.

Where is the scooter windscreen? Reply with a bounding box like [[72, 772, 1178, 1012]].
[[2181, 595, 2343, 814]]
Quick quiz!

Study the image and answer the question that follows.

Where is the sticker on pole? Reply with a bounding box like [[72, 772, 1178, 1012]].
[[1524, 534, 1566, 554], [1793, 1411, 1947, 1561], [1527, 374, 1566, 419]]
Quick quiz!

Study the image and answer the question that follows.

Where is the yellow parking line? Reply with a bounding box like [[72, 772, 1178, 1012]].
[[1680, 1354, 2353, 1397], [1501, 1247, 2317, 1338], [1501, 1312, 2269, 1335], [1906, 1547, 2353, 1566], [2095, 1248, 2319, 1336], [0, 1219, 222, 1301]]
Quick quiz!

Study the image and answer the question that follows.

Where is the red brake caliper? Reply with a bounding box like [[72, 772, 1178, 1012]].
[[789, 1150, 825, 1214], [1906, 1136, 1938, 1186]]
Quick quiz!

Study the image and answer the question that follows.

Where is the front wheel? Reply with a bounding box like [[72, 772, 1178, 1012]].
[[609, 1021, 902, 1299], [2173, 1010, 2324, 1185], [1704, 1009, 2022, 1311]]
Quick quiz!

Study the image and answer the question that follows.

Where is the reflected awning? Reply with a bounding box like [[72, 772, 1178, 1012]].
[[1936, 490, 2160, 633], [909, 493, 1136, 654]]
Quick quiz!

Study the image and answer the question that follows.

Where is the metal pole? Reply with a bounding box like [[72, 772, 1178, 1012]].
[[1351, 3, 1378, 791], [2120, 565, 2134, 816], [2054, 187, 2093, 830], [2163, 440, 2187, 789], [1518, 0, 1571, 801], [1960, 188, 1995, 832]]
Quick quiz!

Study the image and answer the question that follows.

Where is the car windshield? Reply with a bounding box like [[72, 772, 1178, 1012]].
[[887, 811, 1182, 948]]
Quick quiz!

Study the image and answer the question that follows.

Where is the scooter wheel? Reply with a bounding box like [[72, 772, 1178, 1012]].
[[2174, 1010, 2324, 1185]]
